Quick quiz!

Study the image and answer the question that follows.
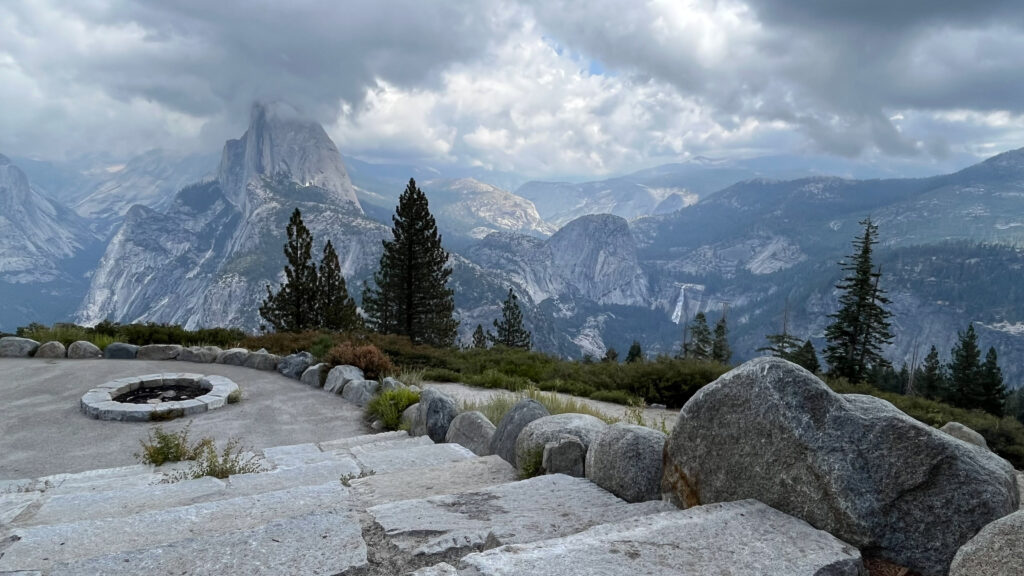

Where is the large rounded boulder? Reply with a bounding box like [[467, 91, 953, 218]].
[[177, 346, 221, 363], [417, 388, 459, 443], [137, 344, 183, 361], [662, 357, 1020, 576], [514, 413, 607, 477], [445, 411, 496, 456], [324, 365, 364, 394], [0, 337, 39, 357], [34, 341, 67, 359], [104, 342, 138, 359], [490, 399, 549, 467], [68, 340, 103, 359], [950, 509, 1024, 576], [586, 422, 665, 502], [277, 352, 314, 379], [940, 421, 989, 450]]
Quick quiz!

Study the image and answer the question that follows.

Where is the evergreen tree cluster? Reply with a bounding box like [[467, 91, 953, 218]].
[[681, 311, 731, 364], [259, 208, 359, 333], [908, 325, 1007, 416]]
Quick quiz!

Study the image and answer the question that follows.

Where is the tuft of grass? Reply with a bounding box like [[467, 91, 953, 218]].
[[366, 388, 421, 430], [227, 388, 242, 404], [135, 424, 212, 466], [168, 438, 264, 481], [462, 393, 520, 426], [621, 399, 671, 434], [393, 368, 425, 388]]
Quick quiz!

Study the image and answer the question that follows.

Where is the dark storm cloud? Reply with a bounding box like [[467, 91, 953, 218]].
[[1, 0, 1023, 175]]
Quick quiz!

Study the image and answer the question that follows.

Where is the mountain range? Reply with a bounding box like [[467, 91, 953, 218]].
[[3, 103, 1024, 388]]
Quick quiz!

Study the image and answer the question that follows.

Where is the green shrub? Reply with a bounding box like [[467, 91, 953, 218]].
[[461, 387, 618, 427], [463, 369, 533, 391], [135, 424, 212, 466], [421, 367, 462, 382], [168, 438, 264, 481], [588, 389, 640, 405], [324, 342, 394, 379], [227, 388, 242, 404], [367, 388, 421, 430]]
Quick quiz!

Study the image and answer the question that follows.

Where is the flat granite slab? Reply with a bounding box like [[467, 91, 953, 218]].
[[351, 455, 518, 508], [48, 507, 367, 576], [367, 473, 674, 558], [354, 442, 477, 475], [449, 500, 865, 576], [0, 482, 351, 572]]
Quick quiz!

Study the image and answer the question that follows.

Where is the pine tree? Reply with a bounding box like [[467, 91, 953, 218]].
[[489, 288, 531, 349], [625, 341, 643, 363], [259, 208, 319, 332], [602, 348, 619, 363], [363, 178, 457, 346], [978, 347, 1007, 417], [688, 312, 713, 360], [316, 240, 360, 332], [949, 324, 983, 410], [914, 345, 949, 400], [711, 315, 731, 364], [471, 324, 488, 349], [823, 218, 893, 382], [758, 299, 802, 360], [791, 339, 821, 373]]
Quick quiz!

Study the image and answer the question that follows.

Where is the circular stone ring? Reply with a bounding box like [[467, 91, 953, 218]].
[[81, 373, 239, 422]]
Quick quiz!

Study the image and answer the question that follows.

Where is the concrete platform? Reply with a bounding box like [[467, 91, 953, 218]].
[[0, 358, 371, 479]]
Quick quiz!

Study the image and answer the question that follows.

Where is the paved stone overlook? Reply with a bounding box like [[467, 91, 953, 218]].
[[0, 353, 1018, 575]]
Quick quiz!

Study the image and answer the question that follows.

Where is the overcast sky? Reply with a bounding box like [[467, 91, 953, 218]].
[[3, 0, 1024, 179]]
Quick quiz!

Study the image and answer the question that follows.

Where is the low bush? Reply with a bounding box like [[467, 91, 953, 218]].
[[17, 321, 246, 349], [462, 369, 533, 392], [135, 424, 211, 466], [324, 342, 394, 379], [366, 388, 421, 430], [588, 389, 640, 405], [421, 367, 461, 382], [240, 331, 347, 357]]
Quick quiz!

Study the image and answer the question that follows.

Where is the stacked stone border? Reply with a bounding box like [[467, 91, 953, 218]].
[[81, 373, 238, 422]]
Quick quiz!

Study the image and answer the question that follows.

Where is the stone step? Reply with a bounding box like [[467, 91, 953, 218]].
[[261, 442, 330, 468], [345, 435, 434, 458], [436, 500, 865, 576], [0, 482, 350, 572], [0, 492, 41, 526], [318, 430, 412, 452], [19, 476, 227, 527], [354, 442, 477, 475], [350, 455, 517, 508], [48, 507, 367, 576], [366, 473, 674, 559], [227, 458, 360, 495], [1, 464, 165, 496]]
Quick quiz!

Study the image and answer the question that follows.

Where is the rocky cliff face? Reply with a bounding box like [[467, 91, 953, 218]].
[[77, 104, 385, 329], [425, 178, 555, 239], [0, 155, 96, 284], [467, 214, 648, 307]]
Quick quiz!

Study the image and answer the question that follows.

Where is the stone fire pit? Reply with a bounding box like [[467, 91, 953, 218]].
[[81, 373, 239, 422]]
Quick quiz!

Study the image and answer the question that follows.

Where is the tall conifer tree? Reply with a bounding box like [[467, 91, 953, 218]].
[[363, 178, 457, 346], [260, 208, 319, 332], [316, 240, 360, 332], [914, 345, 948, 400], [471, 324, 488, 349], [687, 312, 713, 360], [712, 315, 731, 364], [950, 323, 982, 409], [792, 339, 821, 373], [489, 288, 531, 350], [979, 347, 1007, 417], [824, 218, 893, 382], [625, 341, 643, 363]]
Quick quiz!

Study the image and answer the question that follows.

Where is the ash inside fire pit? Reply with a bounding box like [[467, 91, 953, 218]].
[[114, 383, 210, 404]]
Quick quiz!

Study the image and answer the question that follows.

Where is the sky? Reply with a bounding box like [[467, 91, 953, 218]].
[[2, 0, 1024, 180]]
